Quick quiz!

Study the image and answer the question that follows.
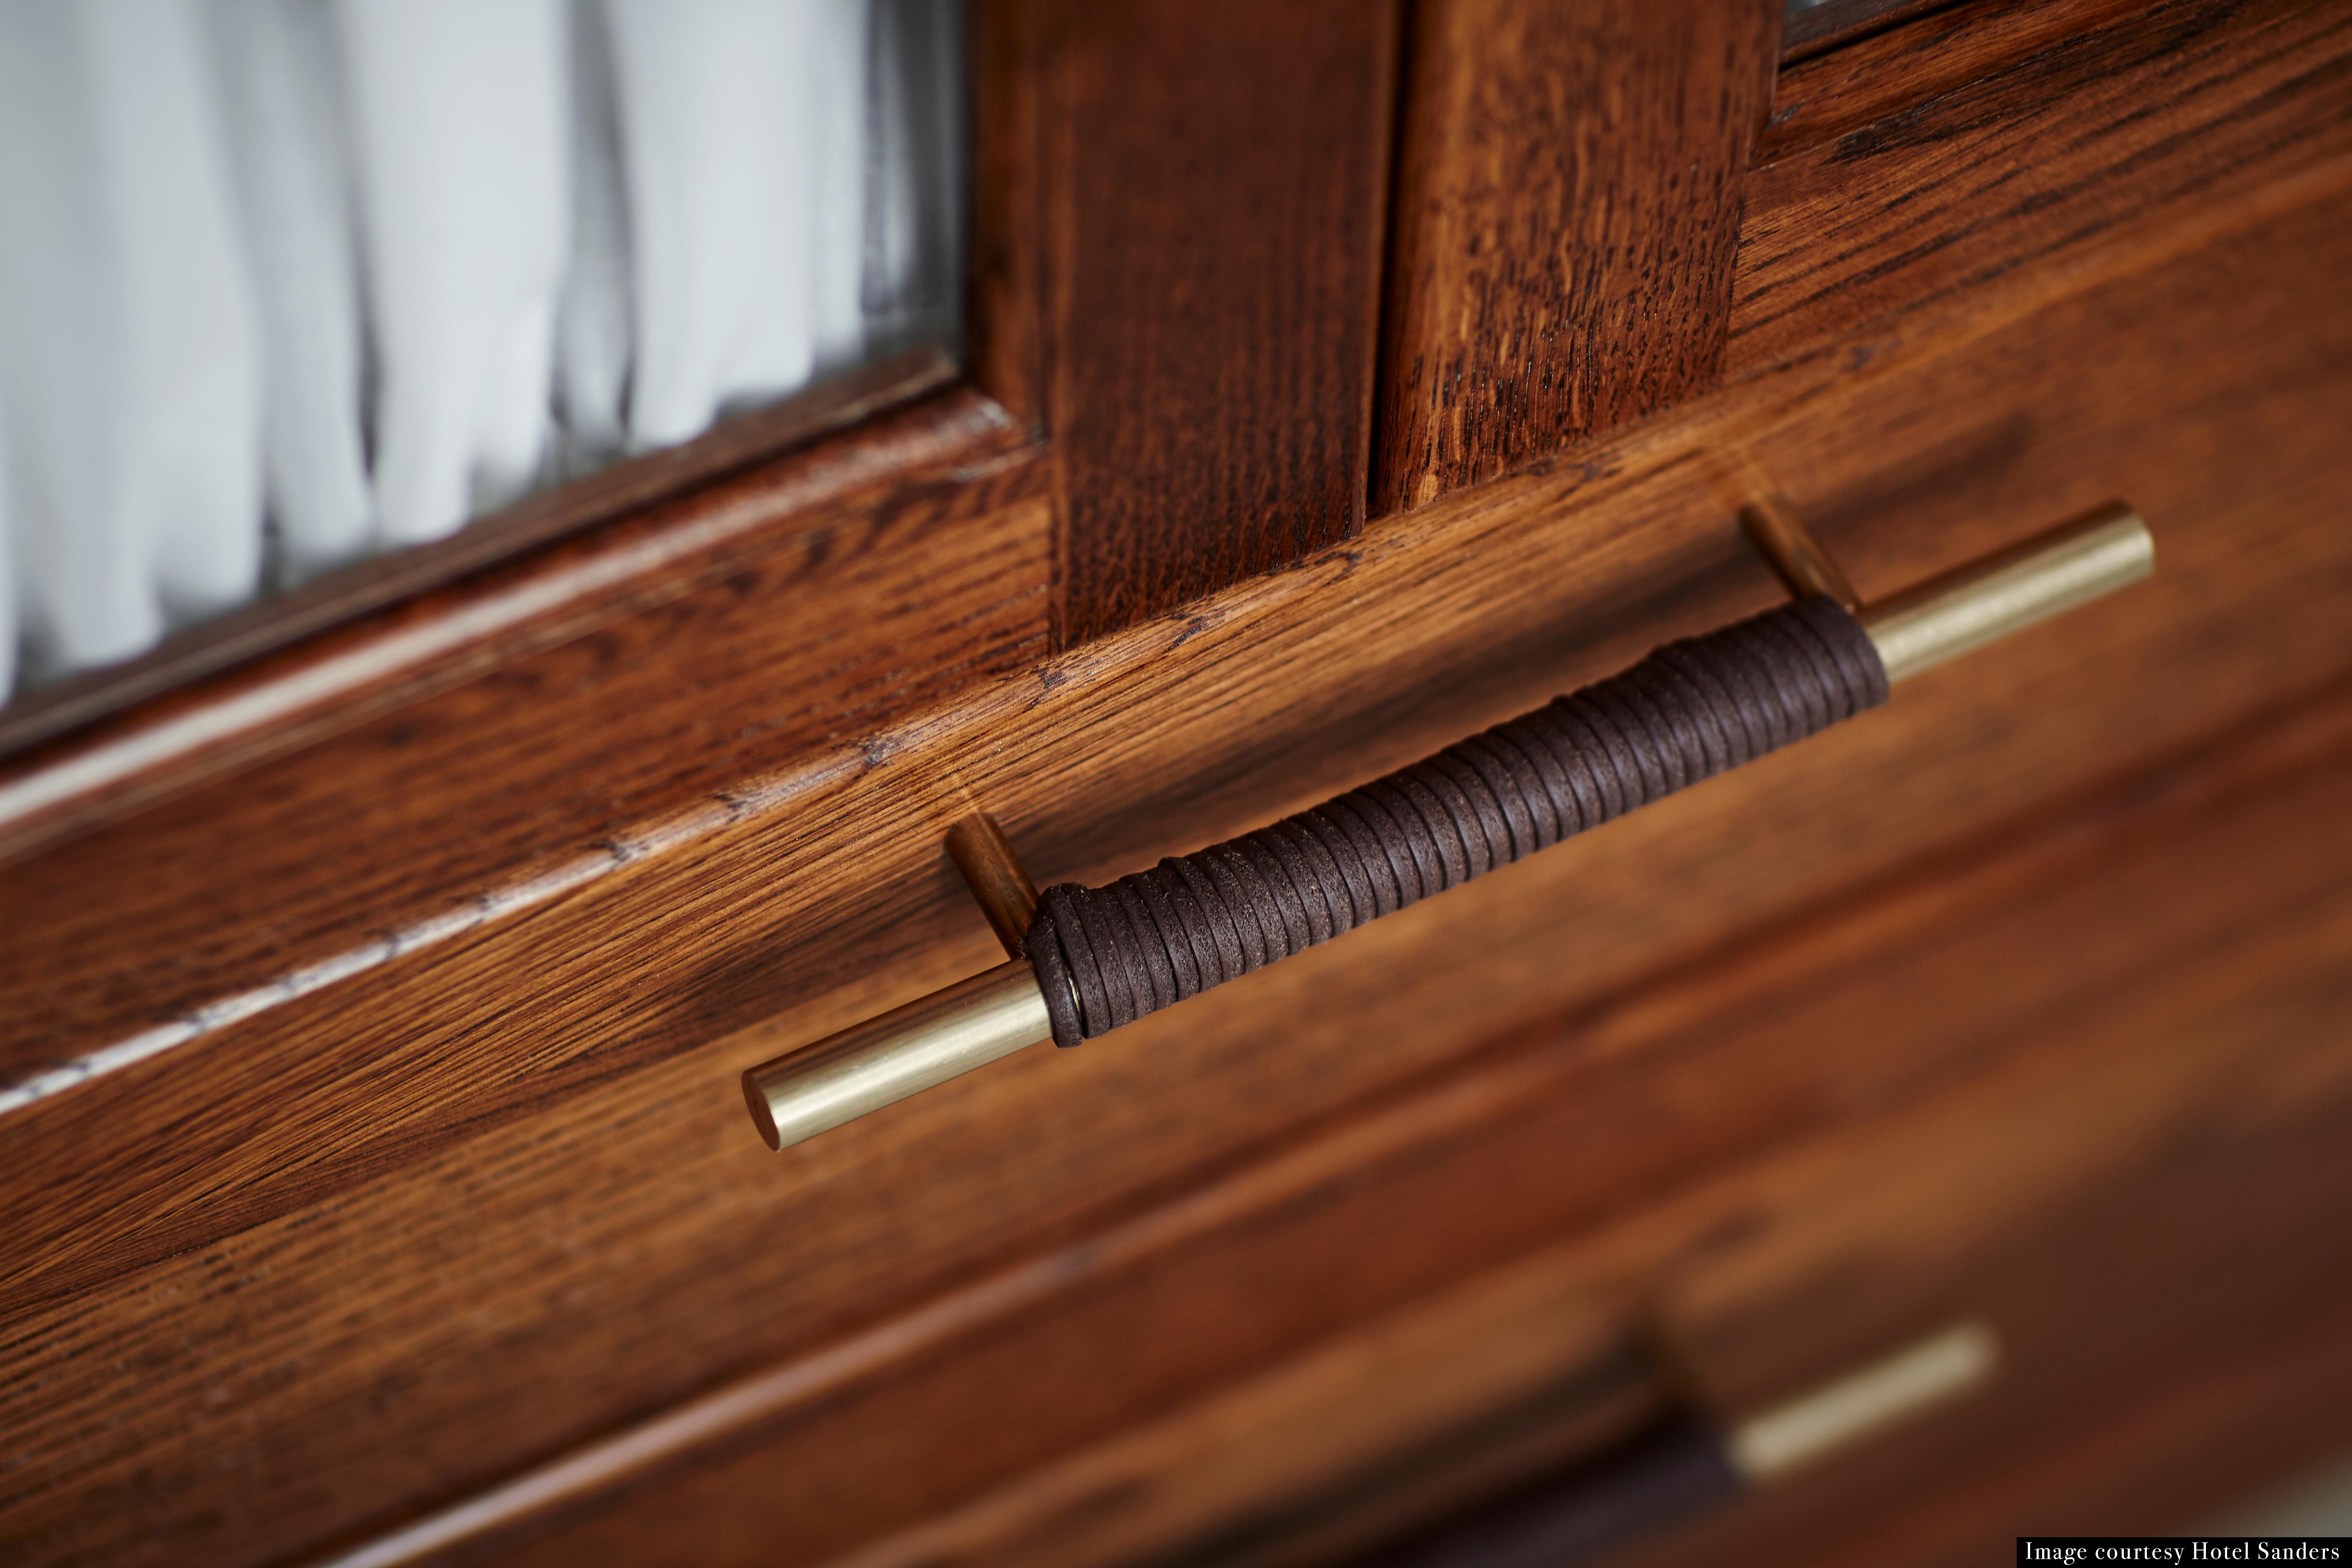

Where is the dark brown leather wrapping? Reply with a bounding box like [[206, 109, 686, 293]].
[[1027, 598, 1888, 1047]]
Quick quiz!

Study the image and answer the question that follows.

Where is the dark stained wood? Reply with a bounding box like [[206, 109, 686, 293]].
[[6, 170, 2352, 1556], [1414, 1105, 2352, 1568], [1825, 1290, 2352, 1562], [966, 0, 1047, 431], [1216, 1002, 2352, 1568], [2, 129, 2348, 1335], [972, 0, 1401, 645], [806, 1039, 2352, 1568], [0, 391, 1051, 1295], [8, 0, 2331, 1313], [1617, 1114, 2352, 1567], [0, 383, 1041, 861], [1372, 0, 1780, 514], [0, 346, 960, 762], [351, 690, 2352, 1565], [1732, 0, 2352, 372], [7, 14, 2352, 1566]]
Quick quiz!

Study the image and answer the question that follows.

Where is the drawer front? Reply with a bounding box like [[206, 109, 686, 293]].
[[497, 696, 2352, 1568]]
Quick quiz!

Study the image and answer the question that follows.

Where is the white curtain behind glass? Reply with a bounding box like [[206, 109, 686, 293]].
[[0, 0, 962, 699]]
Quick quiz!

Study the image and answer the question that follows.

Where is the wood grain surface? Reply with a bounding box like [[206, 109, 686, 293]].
[[326, 686, 2352, 1564], [8, 0, 2337, 1279], [555, 688, 2352, 1568], [0, 384, 1043, 863], [973, 0, 1401, 645], [0, 348, 960, 763], [1372, 0, 1780, 513], [1618, 1088, 2352, 1568], [8, 10, 2352, 1564], [830, 809, 2352, 1568], [3, 157, 2351, 1563], [1732, 0, 2352, 372]]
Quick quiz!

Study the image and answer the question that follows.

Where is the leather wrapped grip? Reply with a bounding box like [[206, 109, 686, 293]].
[[1024, 597, 1889, 1048]]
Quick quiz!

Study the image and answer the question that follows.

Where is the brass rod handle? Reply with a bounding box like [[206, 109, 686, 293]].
[[744, 505, 2152, 1151], [1360, 1321, 1997, 1565], [1863, 505, 2152, 683], [741, 960, 1048, 1151]]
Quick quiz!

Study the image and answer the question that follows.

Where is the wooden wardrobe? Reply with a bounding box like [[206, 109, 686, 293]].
[[5, 0, 2351, 1562]]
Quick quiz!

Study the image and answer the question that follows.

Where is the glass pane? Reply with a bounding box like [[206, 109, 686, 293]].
[[0, 0, 966, 704]]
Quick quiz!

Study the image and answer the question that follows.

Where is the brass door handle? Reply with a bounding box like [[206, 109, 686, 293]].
[[744, 503, 2153, 1151]]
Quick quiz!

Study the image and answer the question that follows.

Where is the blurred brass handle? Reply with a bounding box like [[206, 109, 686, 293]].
[[1361, 1321, 1999, 1565], [746, 503, 2153, 1152]]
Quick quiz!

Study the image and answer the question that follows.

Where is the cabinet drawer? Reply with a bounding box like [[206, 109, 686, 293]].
[[491, 689, 2352, 1568], [4, 4, 2350, 1564]]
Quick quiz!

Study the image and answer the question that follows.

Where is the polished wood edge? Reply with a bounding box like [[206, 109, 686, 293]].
[[0, 375, 1034, 864], [0, 345, 962, 763], [1760, 0, 2165, 161], [291, 676, 2352, 1568], [1780, 0, 1964, 64]]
